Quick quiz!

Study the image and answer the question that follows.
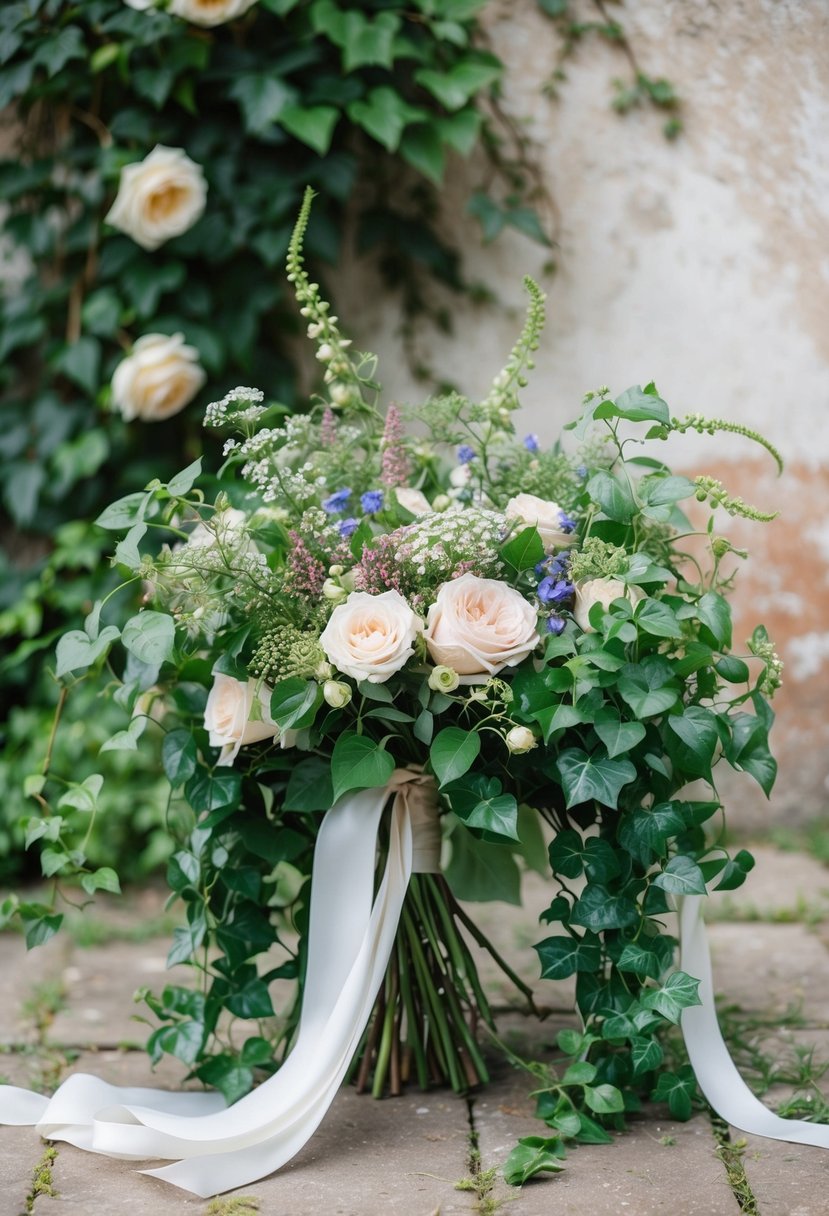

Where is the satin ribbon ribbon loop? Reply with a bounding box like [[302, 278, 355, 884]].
[[0, 771, 442, 1198]]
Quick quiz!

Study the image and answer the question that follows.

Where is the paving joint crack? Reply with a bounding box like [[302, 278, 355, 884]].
[[709, 1108, 761, 1215]]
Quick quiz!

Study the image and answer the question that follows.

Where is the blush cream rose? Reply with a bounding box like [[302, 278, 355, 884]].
[[112, 333, 206, 423], [505, 493, 573, 552], [424, 573, 540, 677], [573, 577, 645, 633], [125, 0, 258, 26], [105, 145, 207, 251], [204, 673, 295, 766], [320, 590, 423, 684]]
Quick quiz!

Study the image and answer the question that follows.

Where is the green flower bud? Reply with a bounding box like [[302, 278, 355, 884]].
[[323, 680, 352, 709], [428, 665, 460, 693]]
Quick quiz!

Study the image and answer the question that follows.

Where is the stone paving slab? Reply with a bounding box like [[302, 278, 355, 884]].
[[28, 1048, 473, 1216], [472, 1058, 739, 1215], [707, 922, 829, 1021], [0, 934, 70, 1046], [735, 1135, 829, 1216]]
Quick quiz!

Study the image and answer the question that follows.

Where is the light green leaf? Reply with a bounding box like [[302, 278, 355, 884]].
[[55, 625, 120, 678], [269, 678, 322, 731], [696, 590, 732, 649], [651, 855, 707, 896], [81, 867, 121, 895], [503, 1136, 565, 1186], [641, 971, 702, 1024], [122, 611, 175, 667], [331, 732, 395, 802], [430, 727, 481, 787], [586, 471, 636, 523]]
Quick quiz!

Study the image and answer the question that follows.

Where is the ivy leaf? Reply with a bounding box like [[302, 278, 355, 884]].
[[534, 701, 590, 744], [610, 384, 670, 425], [414, 57, 502, 111], [279, 104, 340, 154], [122, 611, 175, 667], [725, 706, 777, 797], [586, 471, 636, 523], [593, 708, 646, 758], [430, 727, 481, 787], [570, 884, 639, 931], [330, 732, 395, 802], [535, 932, 601, 980], [696, 590, 732, 649], [444, 825, 520, 905], [618, 659, 680, 719], [230, 73, 295, 134], [583, 1083, 625, 1115], [162, 730, 198, 786], [583, 838, 621, 884], [640, 971, 702, 1024], [635, 598, 683, 639], [185, 768, 241, 815], [55, 625, 120, 678], [284, 756, 333, 812], [666, 705, 719, 779], [631, 1036, 664, 1076], [54, 336, 101, 396], [651, 855, 707, 896], [556, 747, 636, 809], [33, 26, 85, 75], [463, 791, 519, 841], [548, 828, 584, 878], [269, 678, 322, 731], [346, 87, 423, 152], [80, 867, 121, 896], [618, 802, 687, 866], [500, 525, 544, 571], [651, 1066, 698, 1119], [502, 1136, 565, 1186], [225, 978, 274, 1020], [400, 126, 445, 185]]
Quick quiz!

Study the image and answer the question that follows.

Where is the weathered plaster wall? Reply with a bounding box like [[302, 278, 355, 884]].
[[335, 0, 829, 822]]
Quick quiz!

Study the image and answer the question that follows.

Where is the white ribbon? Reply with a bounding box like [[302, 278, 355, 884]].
[[679, 894, 829, 1146], [0, 769, 441, 1198]]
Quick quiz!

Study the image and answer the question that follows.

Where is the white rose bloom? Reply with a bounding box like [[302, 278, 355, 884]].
[[105, 145, 207, 251], [204, 673, 295, 766], [573, 577, 645, 633], [112, 333, 206, 423], [320, 590, 423, 684], [424, 573, 540, 678], [505, 493, 574, 552], [124, 0, 256, 20], [395, 487, 432, 516]]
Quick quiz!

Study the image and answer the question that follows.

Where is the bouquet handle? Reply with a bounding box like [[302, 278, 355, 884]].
[[0, 770, 440, 1198]]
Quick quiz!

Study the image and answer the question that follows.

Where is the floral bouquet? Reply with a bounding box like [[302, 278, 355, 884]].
[[12, 189, 785, 1180]]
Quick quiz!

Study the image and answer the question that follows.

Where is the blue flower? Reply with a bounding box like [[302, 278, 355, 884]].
[[523, 433, 540, 453], [338, 517, 359, 538], [457, 444, 476, 464], [537, 577, 575, 606], [360, 489, 384, 514], [576, 464, 588, 480], [322, 487, 352, 514], [546, 614, 566, 635], [558, 511, 577, 534]]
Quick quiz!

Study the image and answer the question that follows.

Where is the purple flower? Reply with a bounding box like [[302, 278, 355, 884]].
[[546, 614, 566, 635], [558, 511, 577, 534], [322, 488, 352, 514], [537, 577, 575, 606], [457, 444, 476, 464], [576, 464, 588, 480], [523, 433, 540, 453], [360, 489, 384, 514], [338, 517, 359, 538]]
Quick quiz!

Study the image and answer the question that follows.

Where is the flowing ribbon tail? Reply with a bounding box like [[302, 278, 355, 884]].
[[0, 771, 441, 1198], [679, 895, 829, 1147]]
